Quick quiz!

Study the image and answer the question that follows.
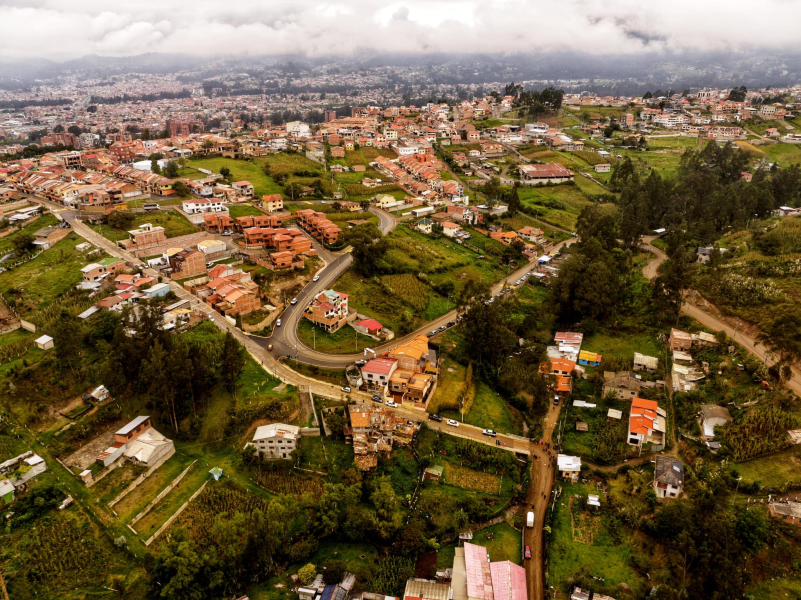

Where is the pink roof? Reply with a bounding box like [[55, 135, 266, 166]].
[[358, 318, 383, 332], [554, 332, 583, 344], [464, 543, 494, 600], [362, 358, 396, 375], [490, 562, 526, 600]]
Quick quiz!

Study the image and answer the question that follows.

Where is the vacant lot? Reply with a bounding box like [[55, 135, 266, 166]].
[[190, 157, 284, 197], [0, 213, 59, 257], [438, 522, 522, 568], [517, 183, 594, 231], [88, 210, 197, 242], [735, 446, 801, 489], [296, 318, 374, 354], [444, 462, 501, 493]]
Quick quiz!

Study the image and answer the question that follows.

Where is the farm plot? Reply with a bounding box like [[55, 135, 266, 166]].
[[443, 462, 501, 493], [250, 467, 324, 499]]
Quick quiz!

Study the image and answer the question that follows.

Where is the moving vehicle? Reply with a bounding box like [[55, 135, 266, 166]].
[[142, 203, 160, 211], [276, 319, 282, 327], [267, 344, 273, 351], [341, 386, 351, 393], [313, 275, 320, 282], [428, 413, 443, 422], [372, 395, 382, 402], [524, 546, 531, 559], [482, 429, 497, 437], [553, 396, 559, 405], [290, 298, 298, 305], [355, 359, 367, 366], [385, 400, 398, 408], [527, 512, 534, 528], [446, 419, 460, 427]]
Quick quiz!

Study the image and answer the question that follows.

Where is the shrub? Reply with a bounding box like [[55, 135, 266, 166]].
[[298, 563, 316, 586]]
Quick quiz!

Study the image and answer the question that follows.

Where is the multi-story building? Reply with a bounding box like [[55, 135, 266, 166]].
[[251, 423, 299, 460], [653, 456, 684, 499], [168, 249, 207, 280], [181, 198, 225, 214], [123, 223, 167, 251], [304, 289, 350, 332], [261, 193, 284, 212], [109, 141, 137, 163], [627, 397, 667, 447]]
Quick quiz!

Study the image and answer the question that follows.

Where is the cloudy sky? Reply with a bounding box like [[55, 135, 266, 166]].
[[0, 0, 798, 61]]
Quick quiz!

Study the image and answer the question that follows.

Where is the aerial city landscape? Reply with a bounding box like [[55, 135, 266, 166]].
[[1, 3, 801, 600]]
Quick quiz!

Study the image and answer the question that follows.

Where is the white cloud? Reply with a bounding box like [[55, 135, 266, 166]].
[[0, 0, 798, 60]]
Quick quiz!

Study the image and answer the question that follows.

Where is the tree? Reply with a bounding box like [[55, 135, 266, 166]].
[[163, 160, 179, 178], [756, 309, 801, 367], [106, 210, 134, 230], [67, 125, 82, 137], [728, 86, 747, 102], [322, 560, 347, 585], [53, 310, 82, 374], [151, 158, 162, 175], [12, 232, 34, 254], [219, 166, 231, 179], [151, 528, 206, 600], [53, 124, 64, 133], [325, 411, 346, 439], [344, 223, 388, 275], [651, 243, 695, 320], [506, 184, 521, 215], [220, 331, 245, 394], [172, 181, 190, 196], [298, 564, 316, 586], [370, 475, 404, 539]]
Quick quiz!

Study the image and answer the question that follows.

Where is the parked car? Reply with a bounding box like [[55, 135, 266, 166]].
[[428, 413, 443, 422], [524, 546, 531, 559], [385, 400, 398, 408], [355, 359, 367, 366], [276, 319, 282, 327], [446, 419, 460, 427], [430, 330, 439, 336], [372, 395, 382, 402], [482, 429, 497, 437], [553, 396, 560, 405], [290, 298, 298, 305], [341, 386, 351, 393], [447, 321, 456, 327]]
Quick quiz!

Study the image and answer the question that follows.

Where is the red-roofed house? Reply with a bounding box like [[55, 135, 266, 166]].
[[362, 358, 398, 395], [353, 317, 391, 340], [628, 397, 667, 447]]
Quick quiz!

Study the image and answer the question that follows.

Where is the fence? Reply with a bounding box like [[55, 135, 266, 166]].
[[145, 480, 208, 547], [107, 447, 176, 508], [130, 460, 197, 528]]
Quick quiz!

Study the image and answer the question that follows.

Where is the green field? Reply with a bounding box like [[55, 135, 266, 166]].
[[762, 142, 801, 168], [438, 522, 522, 568], [548, 482, 646, 595], [296, 318, 374, 354], [517, 183, 594, 231], [228, 204, 265, 219], [190, 157, 284, 197], [734, 446, 801, 489], [0, 234, 107, 317], [88, 210, 198, 242], [0, 213, 59, 257]]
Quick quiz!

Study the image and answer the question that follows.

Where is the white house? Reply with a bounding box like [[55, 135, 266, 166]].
[[653, 456, 684, 499], [181, 198, 225, 214], [252, 423, 300, 460], [35, 335, 54, 350], [557, 454, 581, 482], [442, 221, 462, 238]]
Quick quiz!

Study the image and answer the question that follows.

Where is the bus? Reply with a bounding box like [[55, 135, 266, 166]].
[[142, 203, 161, 212]]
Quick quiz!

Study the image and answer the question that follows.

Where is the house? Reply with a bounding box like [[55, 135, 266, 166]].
[[557, 454, 582, 482], [143, 282, 171, 299], [518, 163, 574, 184], [450, 542, 526, 600], [633, 352, 659, 373], [570, 588, 591, 600], [0, 452, 48, 488], [361, 357, 398, 395], [577, 350, 602, 367], [541, 358, 577, 399], [698, 404, 732, 440], [231, 181, 254, 197], [347, 402, 417, 470], [35, 335, 54, 350], [669, 328, 692, 352], [415, 218, 434, 234], [768, 500, 801, 527], [169, 249, 207, 280], [517, 226, 545, 244], [554, 332, 583, 356], [182, 198, 225, 214], [423, 465, 444, 482], [123, 223, 167, 251], [33, 225, 67, 249], [261, 194, 284, 212], [353, 318, 390, 340], [0, 479, 13, 506], [441, 221, 462, 238], [386, 335, 439, 407], [251, 423, 300, 460], [305, 289, 350, 332], [653, 456, 684, 499], [97, 416, 175, 467], [628, 397, 667, 447], [594, 163, 611, 173]]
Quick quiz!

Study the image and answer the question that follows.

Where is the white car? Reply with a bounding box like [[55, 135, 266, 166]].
[[385, 400, 398, 408], [313, 275, 320, 282], [446, 419, 460, 427], [482, 429, 497, 437], [341, 386, 351, 393], [290, 298, 298, 305], [276, 319, 282, 327]]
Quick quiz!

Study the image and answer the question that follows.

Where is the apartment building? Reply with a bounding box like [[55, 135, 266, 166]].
[[305, 289, 350, 332]]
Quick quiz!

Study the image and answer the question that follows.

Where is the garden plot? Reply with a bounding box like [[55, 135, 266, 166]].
[[443, 462, 501, 494]]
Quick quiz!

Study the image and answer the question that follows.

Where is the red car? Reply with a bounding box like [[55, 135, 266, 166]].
[[524, 546, 531, 559]]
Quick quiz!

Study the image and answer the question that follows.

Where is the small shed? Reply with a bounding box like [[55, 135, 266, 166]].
[[607, 409, 623, 420], [35, 335, 54, 350], [209, 467, 223, 481], [424, 465, 444, 481], [576, 422, 589, 432]]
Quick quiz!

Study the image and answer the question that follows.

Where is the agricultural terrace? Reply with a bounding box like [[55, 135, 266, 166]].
[[515, 182, 603, 231], [332, 226, 508, 333], [88, 210, 198, 242], [0, 233, 108, 320], [548, 480, 648, 597]]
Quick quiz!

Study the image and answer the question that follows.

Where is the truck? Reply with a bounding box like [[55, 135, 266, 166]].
[[526, 511, 534, 528]]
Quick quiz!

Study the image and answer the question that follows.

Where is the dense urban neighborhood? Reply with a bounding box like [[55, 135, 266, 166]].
[[1, 49, 801, 600]]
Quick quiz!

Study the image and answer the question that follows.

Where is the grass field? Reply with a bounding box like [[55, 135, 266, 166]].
[[190, 157, 284, 197], [517, 183, 594, 231], [296, 318, 374, 354], [0, 234, 106, 317], [762, 142, 801, 168], [88, 210, 197, 242], [735, 446, 801, 489], [0, 213, 59, 256], [228, 204, 265, 219], [548, 482, 646, 595], [438, 522, 522, 568]]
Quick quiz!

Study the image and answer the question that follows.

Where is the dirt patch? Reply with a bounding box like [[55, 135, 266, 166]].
[[568, 497, 600, 544], [272, 383, 287, 392], [444, 462, 501, 494], [62, 423, 123, 471]]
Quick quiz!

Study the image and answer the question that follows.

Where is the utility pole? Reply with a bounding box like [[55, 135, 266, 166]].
[[0, 569, 10, 600]]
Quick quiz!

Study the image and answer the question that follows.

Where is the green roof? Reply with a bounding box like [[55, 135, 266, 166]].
[[99, 257, 124, 266], [425, 465, 444, 476]]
